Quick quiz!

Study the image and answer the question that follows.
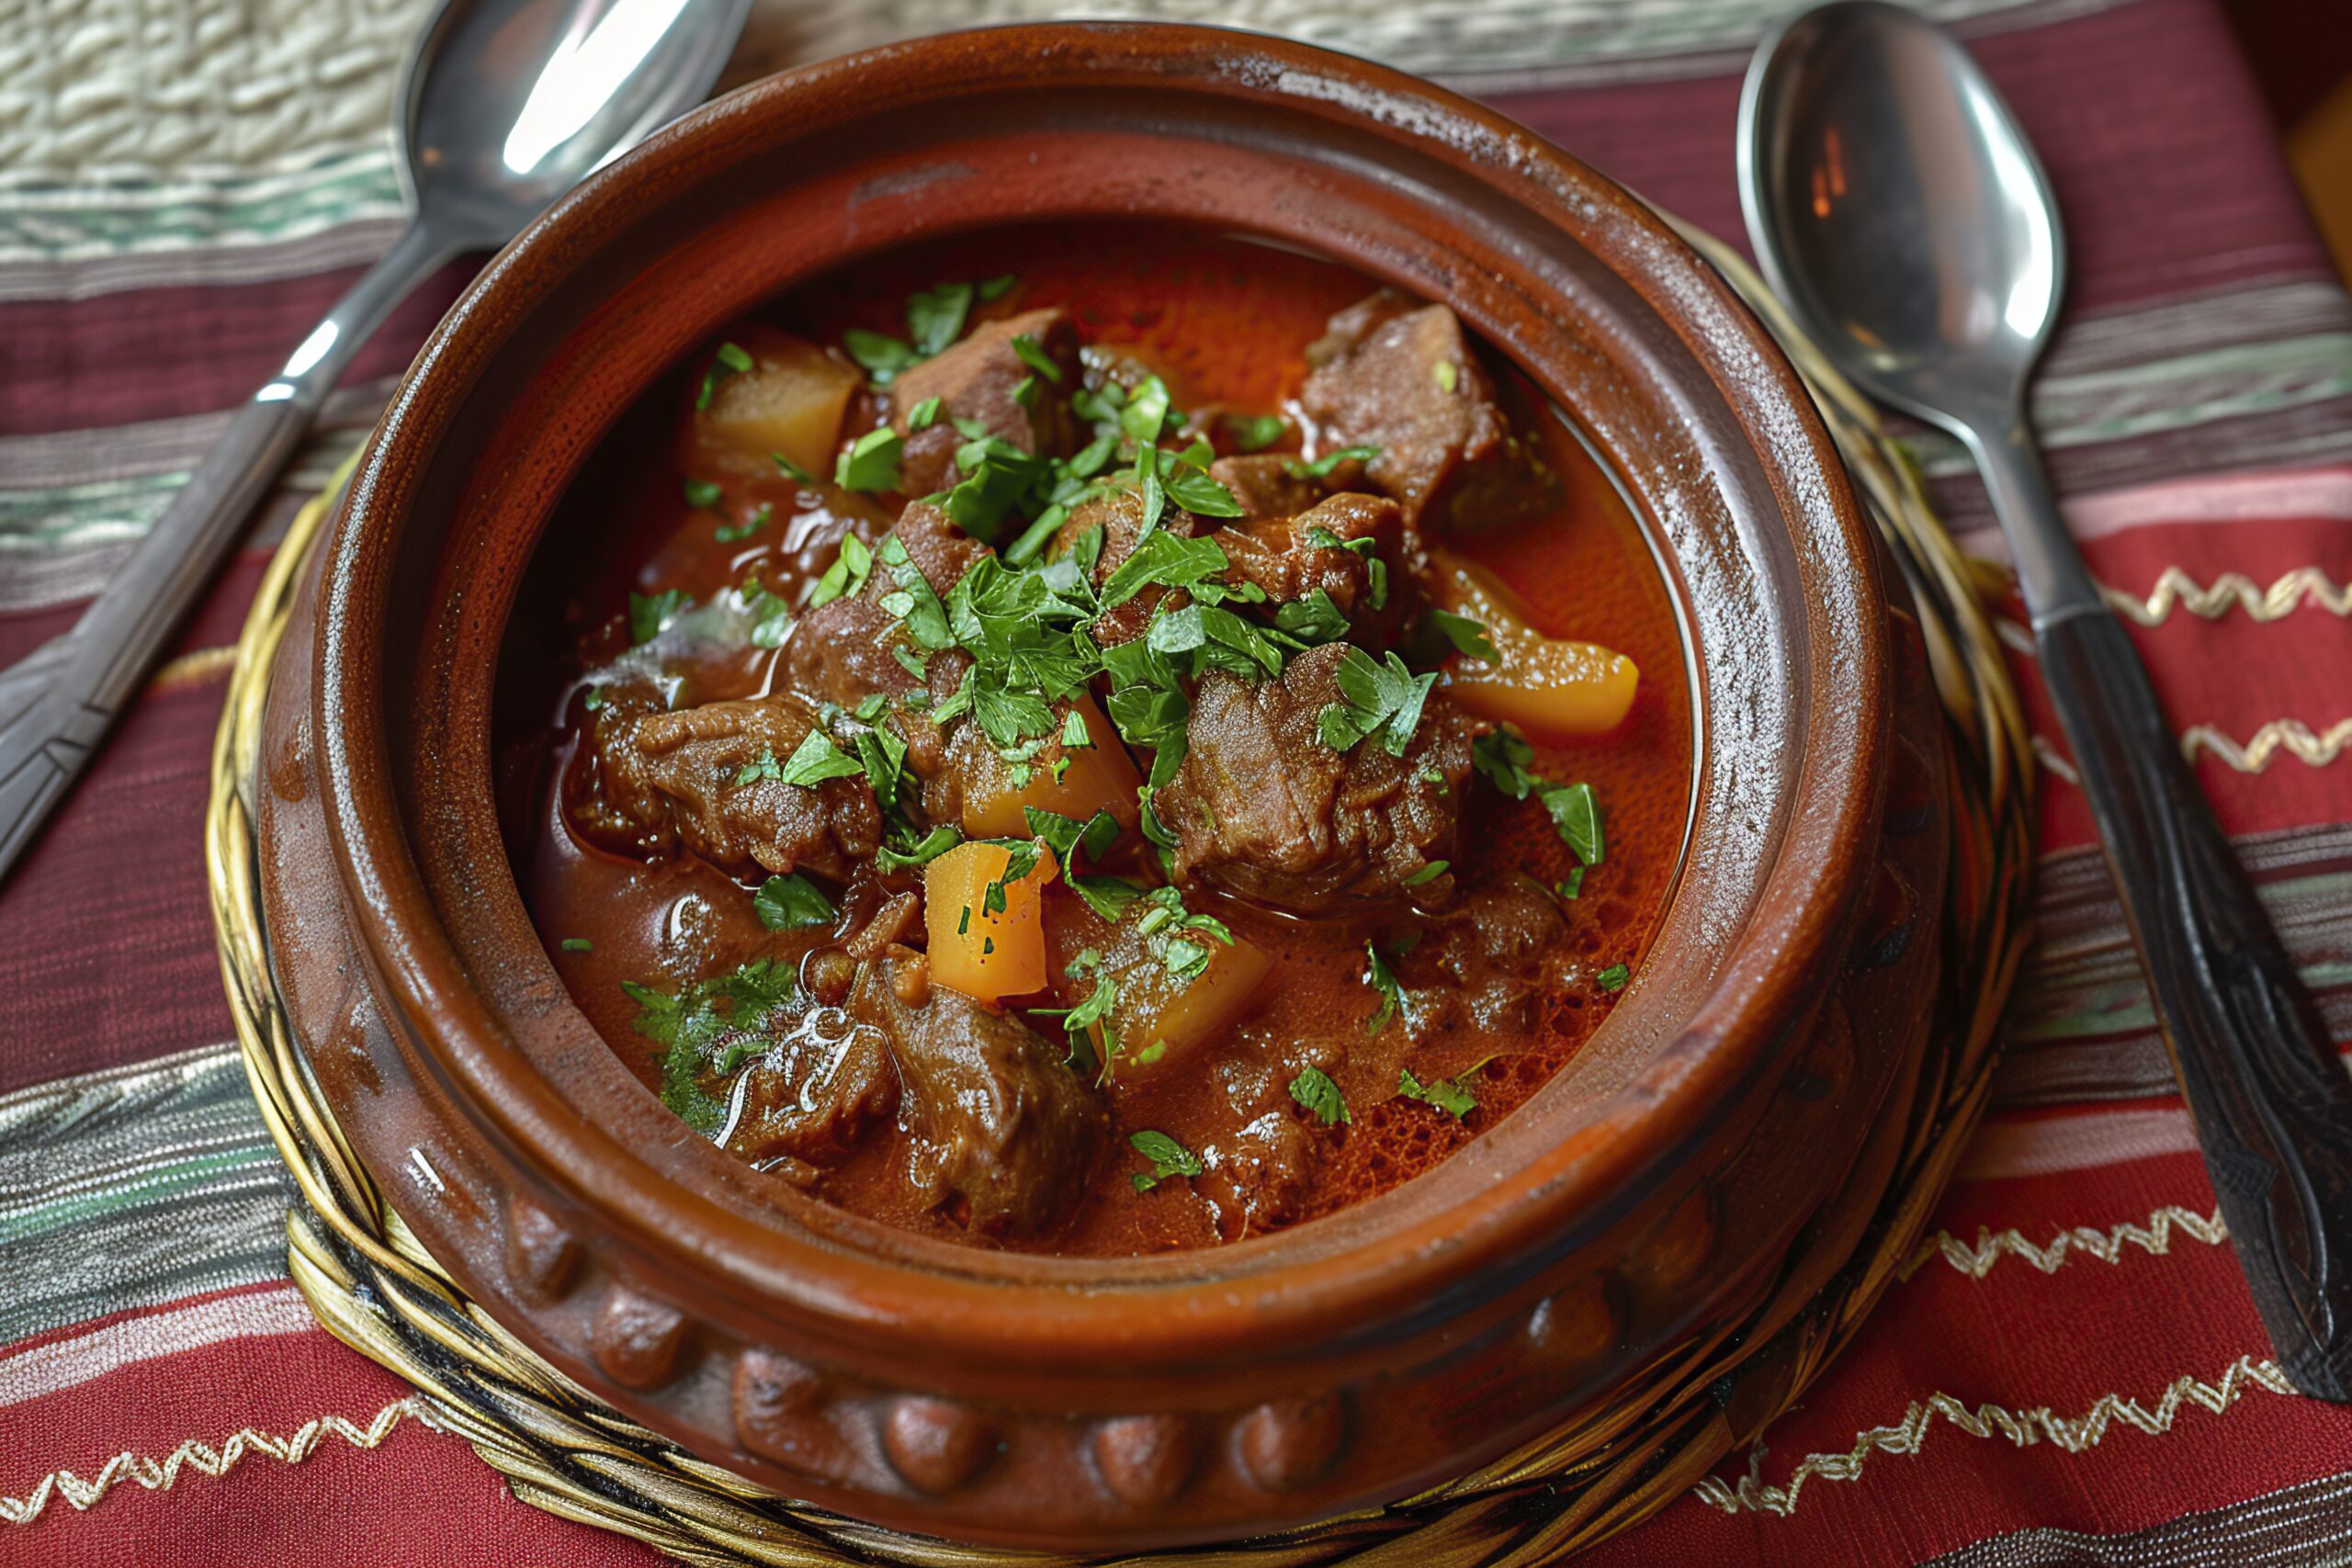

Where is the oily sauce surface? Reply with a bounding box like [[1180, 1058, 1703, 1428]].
[[497, 222, 1692, 1257]]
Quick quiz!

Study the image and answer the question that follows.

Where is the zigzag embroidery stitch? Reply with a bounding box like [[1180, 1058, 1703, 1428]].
[[1901, 1205, 2230, 1281], [0, 1398, 431, 1527]]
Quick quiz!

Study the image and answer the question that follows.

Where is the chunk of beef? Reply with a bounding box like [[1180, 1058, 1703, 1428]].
[[850, 955, 1108, 1235], [594, 696, 880, 879], [1155, 641, 1483, 913], [889, 309, 1080, 496], [722, 1004, 899, 1178], [1200, 1111, 1318, 1242], [1299, 291, 1556, 535], [889, 498, 991, 597], [1206, 454, 1325, 522], [1212, 492, 1399, 625], [1397, 872, 1570, 1036]]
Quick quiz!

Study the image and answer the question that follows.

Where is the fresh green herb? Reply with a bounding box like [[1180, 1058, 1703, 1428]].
[[1060, 708, 1093, 749], [1363, 941, 1406, 1034], [733, 745, 783, 786], [1274, 588, 1350, 645], [1289, 1066, 1351, 1125], [1227, 412, 1287, 452], [623, 957, 799, 1132], [1119, 375, 1173, 445], [1398, 1066, 1476, 1119], [844, 328, 922, 384], [835, 427, 903, 491], [1149, 445, 1243, 518], [1034, 975, 1117, 1070], [1541, 781, 1606, 865], [806, 535, 874, 608], [854, 724, 908, 816], [1023, 805, 1121, 869], [695, 341, 755, 410], [876, 536, 955, 649], [1433, 360, 1460, 394], [628, 588, 693, 645], [1162, 938, 1211, 984], [1010, 333, 1063, 384], [683, 477, 724, 509], [1470, 725, 1540, 798], [582, 686, 605, 713], [1317, 647, 1438, 757], [1128, 1129, 1203, 1192], [775, 729, 863, 787], [715, 502, 774, 544], [1100, 530, 1229, 609], [1430, 607, 1499, 663], [560, 937, 593, 953], [1597, 963, 1630, 993], [1283, 444, 1379, 480], [1401, 860, 1450, 887], [907, 281, 976, 355], [1556, 866, 1585, 900], [977, 273, 1018, 301], [771, 451, 817, 485], [875, 823, 964, 873], [753, 874, 837, 931], [1069, 874, 1147, 924], [908, 395, 944, 430], [741, 581, 793, 649]]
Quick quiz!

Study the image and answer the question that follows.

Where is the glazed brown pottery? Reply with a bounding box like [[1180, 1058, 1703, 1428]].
[[255, 23, 1948, 1551]]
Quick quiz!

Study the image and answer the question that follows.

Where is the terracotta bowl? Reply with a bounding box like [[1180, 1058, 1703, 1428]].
[[256, 21, 1949, 1551]]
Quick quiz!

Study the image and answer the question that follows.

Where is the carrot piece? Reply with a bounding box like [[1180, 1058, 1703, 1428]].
[[957, 694, 1142, 844], [922, 840, 1059, 1003]]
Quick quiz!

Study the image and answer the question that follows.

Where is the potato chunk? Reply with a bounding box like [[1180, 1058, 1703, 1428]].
[[688, 324, 863, 481], [1428, 549, 1638, 738], [923, 840, 1058, 1003]]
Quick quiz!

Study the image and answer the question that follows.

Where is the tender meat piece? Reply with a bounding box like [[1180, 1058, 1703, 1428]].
[[1155, 642, 1484, 913], [889, 498, 991, 596], [889, 310, 1080, 496], [1298, 291, 1556, 535], [781, 592, 919, 707], [1206, 454, 1325, 522], [1397, 872, 1571, 1036], [1199, 1111, 1318, 1242], [1213, 492, 1399, 622], [850, 955, 1108, 1235], [1050, 487, 1209, 648], [594, 695, 880, 878], [722, 1005, 899, 1177]]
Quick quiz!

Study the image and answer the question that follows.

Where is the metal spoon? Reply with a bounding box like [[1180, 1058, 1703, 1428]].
[[1741, 0, 2352, 1399], [0, 0, 751, 882]]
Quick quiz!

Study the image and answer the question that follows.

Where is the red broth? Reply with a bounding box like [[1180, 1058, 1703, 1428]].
[[495, 221, 1691, 1257]]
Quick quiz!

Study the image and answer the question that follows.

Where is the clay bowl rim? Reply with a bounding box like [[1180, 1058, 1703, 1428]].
[[311, 22, 1885, 1371]]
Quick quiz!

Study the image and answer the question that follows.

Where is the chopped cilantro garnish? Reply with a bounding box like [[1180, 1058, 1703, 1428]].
[[1069, 874, 1147, 924], [1034, 975, 1117, 1071], [835, 427, 903, 491], [1162, 937, 1211, 984], [1010, 333, 1063, 384], [1060, 708, 1093, 749], [560, 937, 593, 953], [1401, 860, 1450, 886], [733, 745, 783, 786], [907, 281, 974, 355], [1284, 445, 1379, 479], [1433, 360, 1460, 393], [1557, 866, 1586, 900], [1101, 530, 1228, 609], [582, 685, 605, 713], [876, 823, 964, 873], [806, 535, 873, 607], [908, 395, 944, 430], [844, 328, 922, 384], [1542, 781, 1606, 865], [876, 536, 955, 649], [1274, 588, 1350, 644], [978, 273, 1017, 301], [623, 957, 799, 1133], [1151, 446, 1242, 517], [1227, 412, 1287, 452], [1398, 1066, 1476, 1119], [1289, 1066, 1350, 1125], [775, 729, 863, 787], [695, 341, 754, 411], [1471, 725, 1540, 798], [628, 588, 693, 645], [753, 874, 836, 931], [1597, 963, 1630, 993], [1363, 940, 1406, 1034], [1317, 647, 1437, 757], [1024, 805, 1121, 868], [1120, 376, 1173, 445], [1129, 1129, 1203, 1192], [854, 724, 908, 816], [683, 478, 723, 510], [771, 451, 817, 485], [1430, 607, 1499, 663], [715, 502, 774, 544]]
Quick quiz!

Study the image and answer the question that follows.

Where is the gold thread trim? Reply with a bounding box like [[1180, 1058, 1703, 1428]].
[[0, 1397, 434, 1526], [2106, 567, 2352, 626], [1692, 1354, 2296, 1518], [2033, 718, 2350, 783], [1900, 1205, 2228, 1281]]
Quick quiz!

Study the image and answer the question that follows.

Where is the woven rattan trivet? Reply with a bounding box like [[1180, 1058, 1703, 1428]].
[[206, 221, 2034, 1566]]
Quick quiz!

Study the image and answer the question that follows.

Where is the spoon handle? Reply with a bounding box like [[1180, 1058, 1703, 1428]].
[[1977, 420, 2352, 1401], [0, 219, 461, 886]]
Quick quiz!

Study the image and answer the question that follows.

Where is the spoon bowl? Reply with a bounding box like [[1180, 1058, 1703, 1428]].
[[1738, 0, 2063, 429]]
